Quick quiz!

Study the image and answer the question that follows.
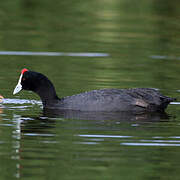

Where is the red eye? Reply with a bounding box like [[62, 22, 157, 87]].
[[22, 78, 26, 81]]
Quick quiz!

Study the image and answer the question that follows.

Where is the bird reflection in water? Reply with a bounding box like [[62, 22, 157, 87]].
[[43, 108, 170, 122], [11, 107, 171, 178]]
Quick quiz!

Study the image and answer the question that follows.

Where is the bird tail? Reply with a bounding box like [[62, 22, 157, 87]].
[[159, 96, 176, 112]]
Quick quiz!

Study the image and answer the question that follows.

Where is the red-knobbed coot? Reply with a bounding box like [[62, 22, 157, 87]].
[[13, 69, 175, 112]]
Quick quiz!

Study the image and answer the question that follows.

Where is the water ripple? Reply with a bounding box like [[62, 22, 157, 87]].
[[121, 143, 180, 147], [78, 134, 180, 147], [78, 134, 132, 138], [2, 98, 41, 105], [0, 51, 109, 57], [150, 55, 180, 60]]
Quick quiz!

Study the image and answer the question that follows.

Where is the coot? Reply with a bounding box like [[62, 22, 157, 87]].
[[13, 69, 175, 112]]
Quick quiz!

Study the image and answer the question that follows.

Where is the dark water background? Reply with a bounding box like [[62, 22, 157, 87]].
[[0, 0, 180, 179]]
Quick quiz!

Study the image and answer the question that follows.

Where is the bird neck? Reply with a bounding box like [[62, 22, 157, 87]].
[[37, 88, 59, 105], [34, 78, 60, 107]]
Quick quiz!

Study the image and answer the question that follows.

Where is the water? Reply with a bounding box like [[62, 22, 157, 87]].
[[0, 0, 180, 179]]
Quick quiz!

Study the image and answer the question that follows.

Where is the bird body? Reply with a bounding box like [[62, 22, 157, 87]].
[[57, 88, 173, 112]]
